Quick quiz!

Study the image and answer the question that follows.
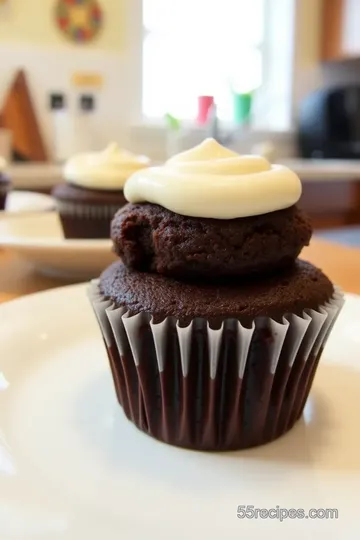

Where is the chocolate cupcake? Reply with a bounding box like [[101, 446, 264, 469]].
[[0, 157, 11, 211], [52, 143, 150, 239], [89, 139, 344, 451]]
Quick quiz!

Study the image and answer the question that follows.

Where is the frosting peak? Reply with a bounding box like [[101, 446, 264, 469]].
[[63, 143, 150, 191], [168, 138, 239, 161], [124, 139, 302, 219], [167, 138, 271, 175]]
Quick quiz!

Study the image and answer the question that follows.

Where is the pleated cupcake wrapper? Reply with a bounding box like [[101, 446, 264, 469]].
[[55, 200, 121, 219], [88, 282, 344, 451]]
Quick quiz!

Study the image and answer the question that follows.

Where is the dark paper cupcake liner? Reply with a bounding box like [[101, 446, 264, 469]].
[[55, 200, 122, 218], [88, 282, 344, 451], [55, 200, 122, 239]]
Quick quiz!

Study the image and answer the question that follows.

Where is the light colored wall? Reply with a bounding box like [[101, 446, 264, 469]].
[[0, 44, 129, 158], [291, 0, 323, 117], [2, 0, 360, 161], [0, 0, 125, 50], [292, 0, 360, 112], [284, 0, 360, 157], [0, 0, 141, 159]]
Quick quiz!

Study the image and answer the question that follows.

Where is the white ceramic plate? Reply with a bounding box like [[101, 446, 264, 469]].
[[0, 212, 115, 280], [0, 285, 359, 539], [1, 191, 55, 214]]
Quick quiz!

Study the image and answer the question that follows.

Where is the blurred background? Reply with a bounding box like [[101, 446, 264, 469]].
[[1, 0, 360, 237]]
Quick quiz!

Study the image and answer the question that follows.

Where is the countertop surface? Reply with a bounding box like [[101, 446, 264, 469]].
[[1, 238, 359, 304], [7, 158, 360, 189], [280, 158, 360, 180]]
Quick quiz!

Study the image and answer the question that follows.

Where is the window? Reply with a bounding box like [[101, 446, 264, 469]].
[[142, 0, 266, 122]]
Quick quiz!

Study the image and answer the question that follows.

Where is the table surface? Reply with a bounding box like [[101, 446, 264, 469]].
[[0, 238, 360, 305]]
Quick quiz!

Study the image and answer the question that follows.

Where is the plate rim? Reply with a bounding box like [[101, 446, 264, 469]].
[[0, 236, 112, 250], [0, 283, 87, 313], [0, 190, 55, 215], [0, 211, 112, 250]]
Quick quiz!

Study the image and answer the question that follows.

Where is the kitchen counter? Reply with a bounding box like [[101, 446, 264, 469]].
[[8, 159, 360, 190], [280, 158, 360, 180]]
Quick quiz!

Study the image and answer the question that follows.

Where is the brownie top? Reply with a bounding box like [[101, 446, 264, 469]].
[[111, 203, 312, 279], [99, 259, 334, 326]]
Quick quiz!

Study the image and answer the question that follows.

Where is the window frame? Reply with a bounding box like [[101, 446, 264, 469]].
[[127, 0, 297, 145]]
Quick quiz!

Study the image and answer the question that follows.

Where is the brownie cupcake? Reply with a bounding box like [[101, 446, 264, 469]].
[[52, 143, 150, 239], [0, 157, 11, 211], [89, 138, 344, 451]]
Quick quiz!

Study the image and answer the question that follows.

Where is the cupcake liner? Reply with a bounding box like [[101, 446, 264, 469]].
[[88, 282, 344, 451], [55, 200, 122, 238], [55, 200, 121, 219]]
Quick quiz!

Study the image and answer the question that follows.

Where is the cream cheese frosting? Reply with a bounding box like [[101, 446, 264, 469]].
[[124, 138, 302, 219], [63, 143, 150, 191]]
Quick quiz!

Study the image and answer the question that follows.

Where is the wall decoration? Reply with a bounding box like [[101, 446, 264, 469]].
[[55, 0, 103, 44], [0, 70, 48, 162], [71, 71, 103, 89]]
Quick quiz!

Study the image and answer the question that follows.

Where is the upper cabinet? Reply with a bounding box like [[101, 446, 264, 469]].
[[322, 0, 360, 61]]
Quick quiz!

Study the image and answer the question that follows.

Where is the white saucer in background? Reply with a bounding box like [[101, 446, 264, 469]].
[[1, 191, 55, 214], [0, 285, 358, 539], [0, 212, 116, 280]]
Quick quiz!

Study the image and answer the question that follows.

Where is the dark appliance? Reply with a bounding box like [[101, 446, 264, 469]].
[[298, 86, 360, 159]]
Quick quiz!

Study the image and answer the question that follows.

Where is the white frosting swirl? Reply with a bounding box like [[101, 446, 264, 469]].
[[63, 143, 150, 191], [124, 138, 302, 219]]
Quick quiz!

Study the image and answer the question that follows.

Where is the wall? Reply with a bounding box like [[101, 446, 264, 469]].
[[292, 0, 360, 113], [282, 0, 360, 158], [0, 0, 125, 50], [0, 0, 140, 159], [3, 0, 360, 162], [322, 57, 360, 86], [291, 0, 324, 119]]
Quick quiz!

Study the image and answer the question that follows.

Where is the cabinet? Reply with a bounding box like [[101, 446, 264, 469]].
[[322, 0, 360, 61]]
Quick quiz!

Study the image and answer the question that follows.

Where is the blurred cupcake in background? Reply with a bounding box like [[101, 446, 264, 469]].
[[0, 157, 11, 211], [52, 143, 150, 239]]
